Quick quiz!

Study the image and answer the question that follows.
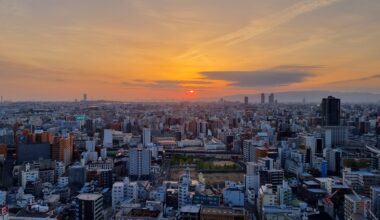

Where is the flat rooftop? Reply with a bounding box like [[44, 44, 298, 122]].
[[77, 193, 102, 201], [201, 207, 245, 216], [180, 205, 201, 213], [127, 208, 160, 217]]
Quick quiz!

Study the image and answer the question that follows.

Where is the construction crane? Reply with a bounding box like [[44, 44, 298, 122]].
[[323, 189, 340, 204]]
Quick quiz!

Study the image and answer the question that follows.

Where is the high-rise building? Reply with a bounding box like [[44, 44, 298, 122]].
[[344, 194, 370, 220], [178, 168, 191, 208], [103, 129, 113, 148], [260, 93, 265, 104], [76, 193, 103, 220], [128, 148, 151, 180], [259, 169, 284, 187], [143, 128, 151, 147], [16, 131, 53, 164], [17, 143, 51, 164], [244, 96, 248, 105], [343, 168, 380, 197], [245, 162, 262, 193], [52, 135, 74, 165], [68, 164, 86, 186], [197, 121, 207, 138], [321, 96, 341, 126], [83, 93, 87, 102], [268, 93, 274, 105], [126, 181, 138, 202], [243, 140, 257, 162], [112, 182, 125, 209]]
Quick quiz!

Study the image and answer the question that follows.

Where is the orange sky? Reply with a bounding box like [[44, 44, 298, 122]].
[[1, 0, 380, 101]]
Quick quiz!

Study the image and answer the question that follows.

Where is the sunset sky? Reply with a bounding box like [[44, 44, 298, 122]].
[[1, 0, 380, 101]]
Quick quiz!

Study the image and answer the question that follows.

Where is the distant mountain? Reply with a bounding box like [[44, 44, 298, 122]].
[[218, 91, 380, 103]]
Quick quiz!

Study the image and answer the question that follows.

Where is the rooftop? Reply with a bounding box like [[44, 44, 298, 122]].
[[77, 193, 102, 201], [180, 205, 201, 213], [201, 207, 245, 216], [127, 208, 160, 217]]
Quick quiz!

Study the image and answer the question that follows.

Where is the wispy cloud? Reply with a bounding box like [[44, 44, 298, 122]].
[[121, 79, 211, 89], [201, 65, 318, 87], [0, 59, 113, 84], [327, 74, 380, 85], [178, 0, 343, 59]]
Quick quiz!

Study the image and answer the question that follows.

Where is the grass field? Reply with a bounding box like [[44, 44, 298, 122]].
[[169, 167, 244, 186]]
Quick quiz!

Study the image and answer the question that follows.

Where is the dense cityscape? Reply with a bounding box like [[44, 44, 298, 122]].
[[0, 94, 378, 220], [2, 0, 380, 219]]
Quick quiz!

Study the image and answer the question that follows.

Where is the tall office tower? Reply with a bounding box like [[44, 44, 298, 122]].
[[321, 96, 341, 126], [68, 164, 86, 186], [245, 162, 262, 193], [83, 93, 87, 102], [76, 193, 103, 220], [261, 93, 265, 104], [268, 93, 274, 104], [52, 135, 74, 165], [243, 140, 257, 162], [197, 121, 207, 138], [244, 96, 248, 105], [128, 148, 151, 180], [103, 129, 113, 148], [143, 128, 151, 147], [371, 186, 380, 219], [178, 168, 191, 209], [376, 117, 380, 148]]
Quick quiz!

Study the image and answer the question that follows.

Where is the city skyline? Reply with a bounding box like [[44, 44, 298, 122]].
[[1, 0, 380, 101]]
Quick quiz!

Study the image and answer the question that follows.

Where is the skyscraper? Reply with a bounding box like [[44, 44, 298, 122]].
[[83, 93, 87, 102], [143, 128, 151, 147], [321, 96, 341, 126], [268, 93, 274, 105], [260, 93, 265, 104], [52, 135, 74, 165], [243, 140, 257, 162], [76, 193, 103, 220], [244, 96, 248, 105], [103, 129, 113, 148], [128, 147, 151, 180], [178, 168, 191, 208]]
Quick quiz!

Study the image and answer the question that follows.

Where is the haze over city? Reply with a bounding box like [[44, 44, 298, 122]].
[[1, 0, 380, 101], [1, 1, 380, 220]]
